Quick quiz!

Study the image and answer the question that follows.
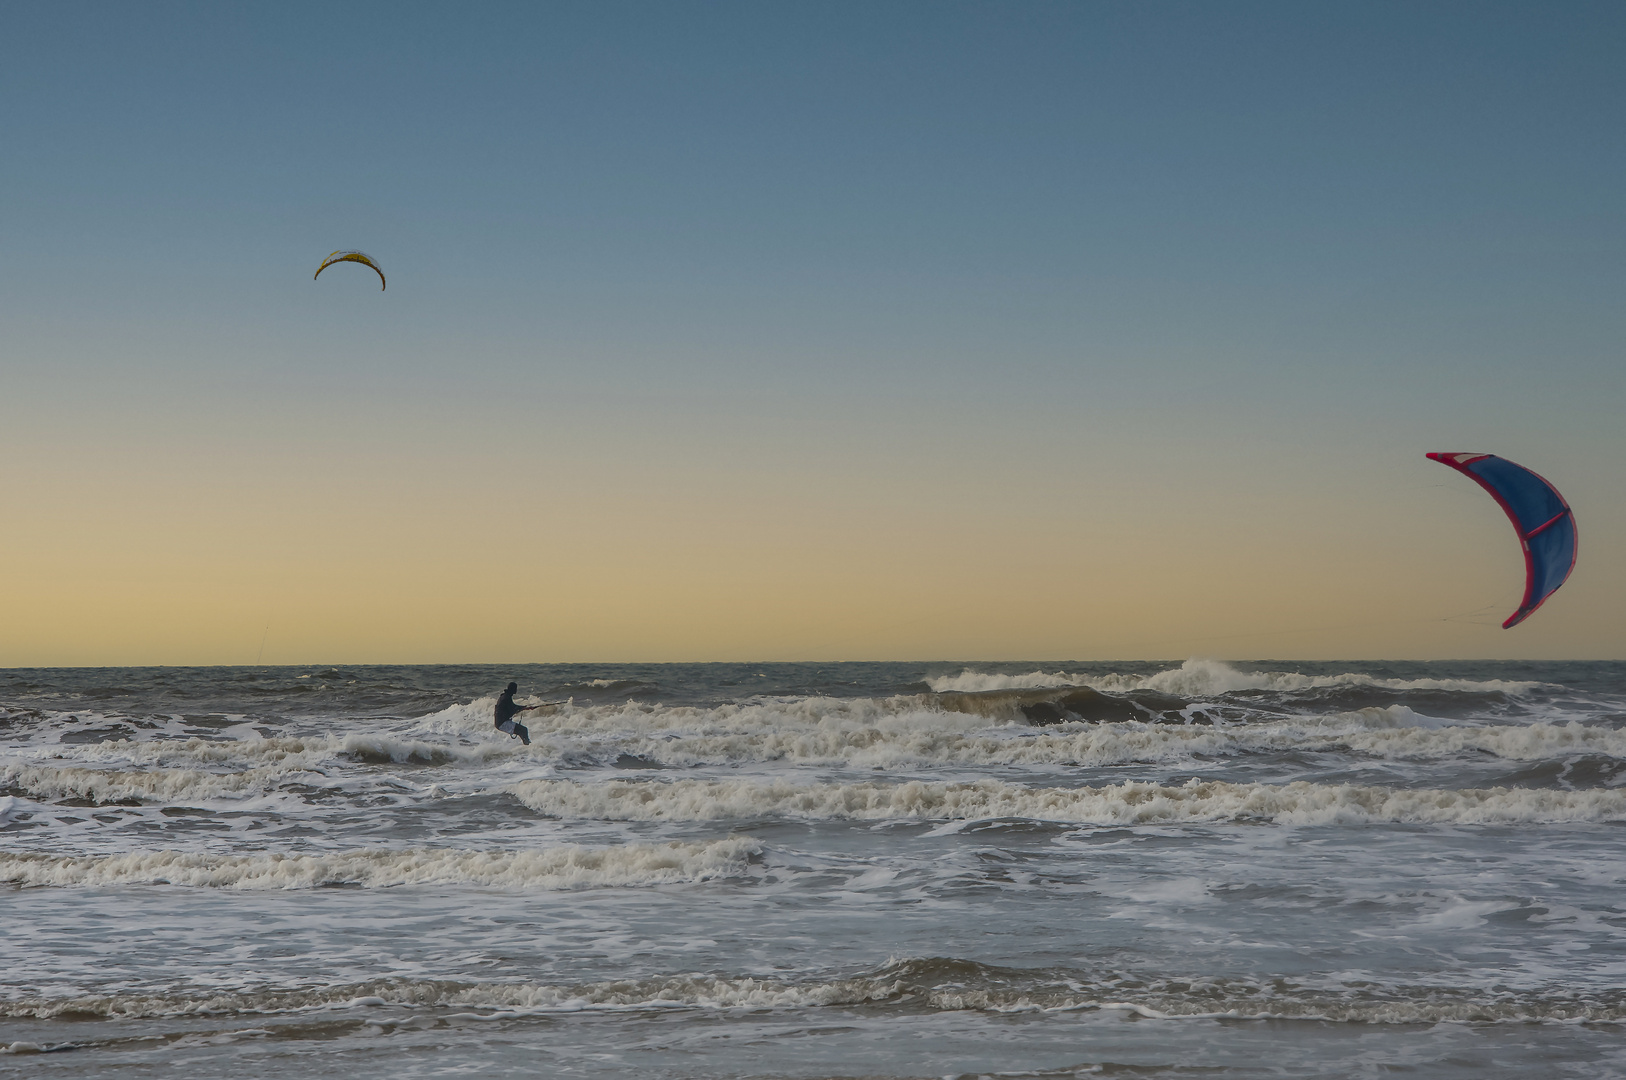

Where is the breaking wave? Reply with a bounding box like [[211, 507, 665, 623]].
[[509, 776, 1626, 826], [0, 838, 760, 890], [3, 957, 1619, 1025], [570, 712, 1626, 770], [14, 711, 1626, 795], [1, 762, 281, 804]]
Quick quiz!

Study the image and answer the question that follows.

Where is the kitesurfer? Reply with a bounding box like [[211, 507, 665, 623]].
[[494, 682, 532, 745]]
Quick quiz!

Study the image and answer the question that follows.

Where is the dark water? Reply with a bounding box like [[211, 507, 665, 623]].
[[4, 659, 1626, 1078]]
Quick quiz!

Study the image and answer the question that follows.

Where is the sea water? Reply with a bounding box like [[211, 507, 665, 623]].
[[2, 660, 1624, 1078]]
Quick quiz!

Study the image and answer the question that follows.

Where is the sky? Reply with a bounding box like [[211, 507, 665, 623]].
[[2, 0, 1623, 665]]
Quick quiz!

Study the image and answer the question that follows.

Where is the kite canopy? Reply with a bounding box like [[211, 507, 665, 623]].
[[1427, 452, 1576, 628], [314, 250, 385, 290]]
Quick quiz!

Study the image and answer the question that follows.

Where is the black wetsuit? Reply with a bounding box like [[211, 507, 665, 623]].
[[494, 688, 531, 744]]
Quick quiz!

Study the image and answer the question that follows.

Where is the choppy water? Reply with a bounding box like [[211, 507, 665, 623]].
[[3, 659, 1625, 1078]]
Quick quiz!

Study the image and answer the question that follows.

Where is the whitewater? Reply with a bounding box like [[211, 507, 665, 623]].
[[3, 659, 1625, 1078]]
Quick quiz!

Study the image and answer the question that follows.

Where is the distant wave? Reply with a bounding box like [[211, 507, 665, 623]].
[[0, 838, 760, 890], [1104, 658, 1548, 696], [929, 659, 1547, 698], [509, 776, 1626, 826]]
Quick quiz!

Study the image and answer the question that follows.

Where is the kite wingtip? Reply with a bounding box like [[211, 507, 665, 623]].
[[1426, 452, 1488, 468]]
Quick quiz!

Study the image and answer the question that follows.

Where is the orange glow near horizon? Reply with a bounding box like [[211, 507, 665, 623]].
[[4, 396, 1618, 665]]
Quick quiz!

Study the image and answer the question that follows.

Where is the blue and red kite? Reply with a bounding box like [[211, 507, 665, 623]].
[[1427, 453, 1577, 628]]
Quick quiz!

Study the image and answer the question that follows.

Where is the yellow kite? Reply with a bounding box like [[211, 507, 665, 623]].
[[314, 250, 386, 291]]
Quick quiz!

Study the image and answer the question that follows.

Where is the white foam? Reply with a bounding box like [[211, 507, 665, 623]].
[[926, 670, 1087, 693], [0, 837, 760, 890], [509, 776, 1626, 826], [410, 697, 506, 736]]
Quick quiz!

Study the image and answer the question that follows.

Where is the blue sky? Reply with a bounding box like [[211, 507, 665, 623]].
[[3, 1, 1623, 662]]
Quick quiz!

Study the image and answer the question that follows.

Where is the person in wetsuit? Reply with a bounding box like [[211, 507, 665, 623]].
[[494, 681, 532, 745]]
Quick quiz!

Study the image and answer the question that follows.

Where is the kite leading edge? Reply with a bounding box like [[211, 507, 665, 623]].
[[314, 250, 386, 290], [1427, 452, 1576, 628]]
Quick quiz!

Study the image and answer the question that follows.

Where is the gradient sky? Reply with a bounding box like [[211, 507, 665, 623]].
[[3, 0, 1623, 665]]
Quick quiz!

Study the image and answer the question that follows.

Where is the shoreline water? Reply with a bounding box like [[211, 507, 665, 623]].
[[4, 659, 1624, 1077]]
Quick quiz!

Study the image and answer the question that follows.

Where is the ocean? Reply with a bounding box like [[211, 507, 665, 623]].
[[2, 659, 1624, 1078]]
